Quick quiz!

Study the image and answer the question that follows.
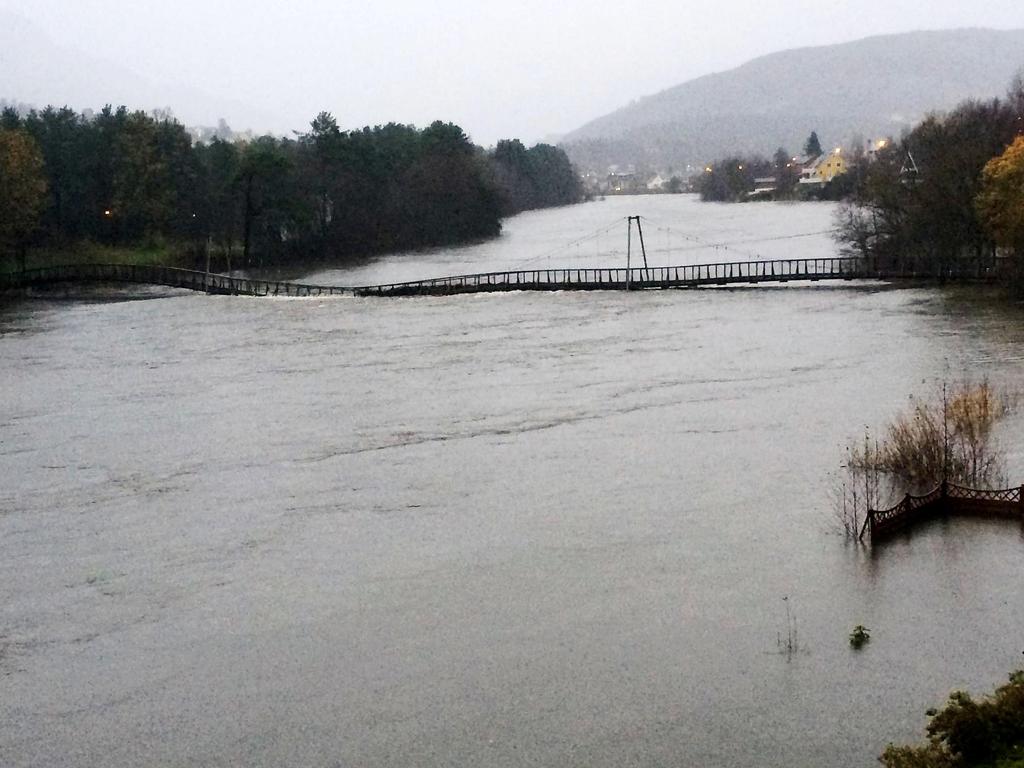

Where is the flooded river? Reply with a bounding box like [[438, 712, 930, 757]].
[[3, 195, 1024, 767]]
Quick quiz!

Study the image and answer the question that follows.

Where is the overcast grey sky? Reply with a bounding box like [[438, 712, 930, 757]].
[[3, 0, 1024, 144]]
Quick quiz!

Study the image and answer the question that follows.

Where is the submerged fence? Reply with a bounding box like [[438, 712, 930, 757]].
[[862, 482, 1024, 541]]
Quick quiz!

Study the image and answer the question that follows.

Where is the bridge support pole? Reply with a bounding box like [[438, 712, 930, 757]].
[[626, 215, 648, 290], [626, 217, 632, 290], [634, 216, 649, 282]]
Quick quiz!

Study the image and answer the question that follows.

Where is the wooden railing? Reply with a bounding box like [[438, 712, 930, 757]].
[[863, 482, 1024, 541]]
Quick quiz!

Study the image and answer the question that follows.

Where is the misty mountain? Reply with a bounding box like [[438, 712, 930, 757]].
[[561, 28, 1024, 173], [0, 10, 287, 135]]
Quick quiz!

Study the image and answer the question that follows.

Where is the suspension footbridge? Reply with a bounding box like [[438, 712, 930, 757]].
[[0, 216, 1003, 297]]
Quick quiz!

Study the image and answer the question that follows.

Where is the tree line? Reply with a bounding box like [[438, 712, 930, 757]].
[[0, 106, 583, 271], [836, 77, 1024, 289]]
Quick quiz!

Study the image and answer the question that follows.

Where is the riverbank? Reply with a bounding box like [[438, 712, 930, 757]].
[[1, 230, 511, 284], [0, 240, 194, 275]]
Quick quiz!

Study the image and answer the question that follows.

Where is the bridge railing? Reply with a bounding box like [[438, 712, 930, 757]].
[[4, 254, 1000, 298], [1, 263, 352, 297], [354, 256, 869, 295]]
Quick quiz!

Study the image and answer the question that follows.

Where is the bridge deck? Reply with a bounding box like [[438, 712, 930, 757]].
[[1, 263, 349, 297], [0, 257, 1001, 298], [354, 257, 875, 296]]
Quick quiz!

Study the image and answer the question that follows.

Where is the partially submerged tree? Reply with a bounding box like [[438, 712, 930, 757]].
[[833, 381, 1010, 537]]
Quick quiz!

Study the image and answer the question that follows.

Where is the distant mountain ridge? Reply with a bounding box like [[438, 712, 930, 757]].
[[561, 28, 1024, 173]]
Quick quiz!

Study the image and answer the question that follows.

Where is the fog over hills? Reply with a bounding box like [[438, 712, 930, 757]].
[[561, 28, 1024, 173], [0, 11, 286, 133]]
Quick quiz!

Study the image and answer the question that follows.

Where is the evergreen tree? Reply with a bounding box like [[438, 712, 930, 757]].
[[1, 103, 583, 269], [804, 131, 822, 157]]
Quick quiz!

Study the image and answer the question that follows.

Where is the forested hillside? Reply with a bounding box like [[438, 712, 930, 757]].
[[0, 106, 582, 271]]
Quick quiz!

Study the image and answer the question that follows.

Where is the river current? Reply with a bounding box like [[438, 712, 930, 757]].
[[2, 195, 1024, 767]]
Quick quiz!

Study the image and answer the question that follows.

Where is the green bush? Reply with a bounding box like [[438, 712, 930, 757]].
[[881, 671, 1024, 768]]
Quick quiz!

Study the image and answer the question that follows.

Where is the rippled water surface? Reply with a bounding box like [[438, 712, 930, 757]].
[[3, 196, 1024, 767]]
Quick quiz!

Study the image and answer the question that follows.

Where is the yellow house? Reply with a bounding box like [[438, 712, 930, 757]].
[[817, 149, 848, 182], [798, 148, 849, 185]]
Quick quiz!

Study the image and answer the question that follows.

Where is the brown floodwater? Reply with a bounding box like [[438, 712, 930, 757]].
[[3, 196, 1024, 767]]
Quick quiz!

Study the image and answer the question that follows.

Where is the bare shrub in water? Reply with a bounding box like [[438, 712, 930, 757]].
[[833, 381, 1011, 537], [832, 432, 883, 538]]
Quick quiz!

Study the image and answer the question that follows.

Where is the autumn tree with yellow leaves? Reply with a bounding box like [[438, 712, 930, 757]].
[[977, 135, 1024, 291], [977, 135, 1024, 252]]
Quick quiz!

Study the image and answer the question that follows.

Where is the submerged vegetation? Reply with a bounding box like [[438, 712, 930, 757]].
[[775, 596, 802, 659], [834, 381, 1010, 536], [849, 625, 870, 649], [880, 671, 1024, 768], [876, 383, 1008, 488], [0, 105, 583, 274]]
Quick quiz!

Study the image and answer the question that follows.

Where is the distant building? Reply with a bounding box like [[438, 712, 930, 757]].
[[798, 158, 824, 185], [789, 154, 815, 172], [646, 174, 667, 191], [865, 138, 890, 162], [607, 172, 640, 193], [817, 149, 849, 182], [799, 149, 848, 185], [747, 176, 778, 199]]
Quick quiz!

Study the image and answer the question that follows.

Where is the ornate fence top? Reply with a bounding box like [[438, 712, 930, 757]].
[[863, 482, 1024, 542]]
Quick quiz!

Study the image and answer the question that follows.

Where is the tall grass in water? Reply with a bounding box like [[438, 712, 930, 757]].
[[878, 381, 1007, 487], [833, 381, 1011, 537]]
